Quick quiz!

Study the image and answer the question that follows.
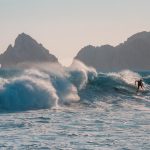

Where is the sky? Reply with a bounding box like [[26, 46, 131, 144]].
[[0, 0, 150, 66]]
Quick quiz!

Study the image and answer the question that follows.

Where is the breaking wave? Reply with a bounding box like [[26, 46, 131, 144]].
[[0, 60, 149, 112]]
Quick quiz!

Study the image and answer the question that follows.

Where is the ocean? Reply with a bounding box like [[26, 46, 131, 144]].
[[0, 61, 149, 150]]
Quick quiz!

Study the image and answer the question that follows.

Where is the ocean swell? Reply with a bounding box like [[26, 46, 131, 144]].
[[0, 61, 149, 112]]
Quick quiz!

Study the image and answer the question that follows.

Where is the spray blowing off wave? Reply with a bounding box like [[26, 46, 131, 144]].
[[0, 60, 149, 112], [78, 69, 150, 105], [0, 61, 97, 111], [0, 70, 59, 111]]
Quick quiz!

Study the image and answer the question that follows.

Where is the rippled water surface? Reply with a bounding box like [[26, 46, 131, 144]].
[[0, 104, 149, 150], [0, 67, 150, 149]]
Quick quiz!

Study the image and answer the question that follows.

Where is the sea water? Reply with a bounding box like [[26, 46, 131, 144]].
[[0, 61, 149, 149]]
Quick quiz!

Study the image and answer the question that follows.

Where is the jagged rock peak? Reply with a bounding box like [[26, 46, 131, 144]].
[[0, 33, 59, 68], [15, 33, 37, 46]]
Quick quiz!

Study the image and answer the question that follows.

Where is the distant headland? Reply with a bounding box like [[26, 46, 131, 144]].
[[0, 31, 150, 71]]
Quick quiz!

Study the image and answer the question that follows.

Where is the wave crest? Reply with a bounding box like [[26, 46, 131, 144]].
[[0, 62, 149, 112]]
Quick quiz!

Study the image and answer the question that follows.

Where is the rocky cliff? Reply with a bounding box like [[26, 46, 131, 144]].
[[0, 33, 59, 68], [75, 31, 150, 71]]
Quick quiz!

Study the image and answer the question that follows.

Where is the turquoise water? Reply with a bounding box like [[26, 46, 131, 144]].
[[0, 106, 149, 149], [0, 64, 150, 149]]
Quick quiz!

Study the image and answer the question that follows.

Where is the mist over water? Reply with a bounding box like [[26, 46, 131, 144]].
[[0, 61, 97, 111], [0, 61, 150, 149]]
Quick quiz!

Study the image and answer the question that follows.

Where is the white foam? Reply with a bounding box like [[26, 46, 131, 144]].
[[108, 69, 141, 86]]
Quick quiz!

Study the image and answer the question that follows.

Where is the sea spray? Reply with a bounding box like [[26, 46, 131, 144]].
[[0, 72, 58, 111], [68, 60, 97, 89], [0, 61, 96, 111], [0, 61, 149, 112], [107, 70, 141, 85]]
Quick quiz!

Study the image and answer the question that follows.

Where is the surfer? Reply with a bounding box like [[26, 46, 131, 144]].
[[135, 79, 144, 92]]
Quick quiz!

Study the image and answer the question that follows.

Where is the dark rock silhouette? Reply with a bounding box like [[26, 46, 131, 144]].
[[0, 33, 58, 68], [75, 31, 150, 71]]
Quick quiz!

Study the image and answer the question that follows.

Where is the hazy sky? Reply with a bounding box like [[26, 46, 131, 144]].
[[0, 0, 150, 65]]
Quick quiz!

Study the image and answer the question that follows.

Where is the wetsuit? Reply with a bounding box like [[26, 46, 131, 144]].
[[135, 80, 143, 92]]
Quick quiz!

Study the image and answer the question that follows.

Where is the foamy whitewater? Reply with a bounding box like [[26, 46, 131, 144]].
[[0, 61, 149, 149]]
